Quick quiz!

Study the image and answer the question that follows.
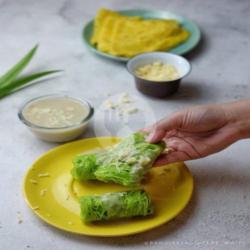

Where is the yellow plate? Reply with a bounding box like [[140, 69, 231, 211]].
[[23, 137, 193, 236]]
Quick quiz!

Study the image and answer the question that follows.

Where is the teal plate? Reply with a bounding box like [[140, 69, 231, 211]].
[[82, 9, 201, 62]]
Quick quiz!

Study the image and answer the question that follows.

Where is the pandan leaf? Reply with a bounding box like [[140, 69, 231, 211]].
[[0, 70, 61, 99], [0, 44, 38, 87]]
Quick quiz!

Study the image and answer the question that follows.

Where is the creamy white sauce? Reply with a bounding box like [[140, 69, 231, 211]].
[[23, 97, 89, 128]]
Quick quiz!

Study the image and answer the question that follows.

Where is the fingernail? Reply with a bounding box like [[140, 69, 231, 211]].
[[146, 131, 155, 142], [140, 129, 150, 136], [142, 127, 150, 133]]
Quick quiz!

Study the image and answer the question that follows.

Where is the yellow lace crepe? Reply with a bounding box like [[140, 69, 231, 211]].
[[91, 9, 190, 57]]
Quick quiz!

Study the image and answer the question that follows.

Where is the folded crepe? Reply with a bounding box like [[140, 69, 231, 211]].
[[91, 8, 190, 57], [80, 190, 153, 222], [71, 132, 165, 186]]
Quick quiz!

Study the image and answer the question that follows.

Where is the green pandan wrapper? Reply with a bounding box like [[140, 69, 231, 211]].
[[80, 190, 154, 222], [71, 132, 165, 186], [71, 154, 97, 181]]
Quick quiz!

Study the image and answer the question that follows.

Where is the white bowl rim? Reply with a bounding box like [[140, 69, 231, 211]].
[[127, 52, 192, 82]]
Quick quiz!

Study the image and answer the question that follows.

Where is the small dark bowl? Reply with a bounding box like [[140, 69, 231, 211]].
[[127, 52, 191, 98]]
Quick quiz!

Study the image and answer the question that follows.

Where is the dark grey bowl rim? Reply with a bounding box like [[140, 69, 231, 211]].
[[18, 94, 94, 130]]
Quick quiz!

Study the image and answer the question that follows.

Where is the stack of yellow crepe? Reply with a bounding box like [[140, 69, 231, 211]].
[[91, 9, 190, 57]]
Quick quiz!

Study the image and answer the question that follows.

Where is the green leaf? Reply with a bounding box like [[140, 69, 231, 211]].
[[0, 44, 38, 87], [0, 70, 61, 99]]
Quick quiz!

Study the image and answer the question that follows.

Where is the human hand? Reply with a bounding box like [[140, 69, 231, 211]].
[[144, 101, 249, 166]]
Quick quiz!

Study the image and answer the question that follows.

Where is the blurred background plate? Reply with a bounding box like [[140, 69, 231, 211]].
[[23, 137, 193, 236], [83, 9, 201, 62]]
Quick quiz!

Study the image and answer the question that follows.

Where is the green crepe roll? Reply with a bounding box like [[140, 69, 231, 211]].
[[71, 154, 97, 181], [80, 190, 154, 222], [71, 132, 165, 186]]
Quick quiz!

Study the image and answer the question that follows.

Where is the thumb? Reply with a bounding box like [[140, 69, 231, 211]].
[[146, 129, 166, 143], [145, 112, 183, 143]]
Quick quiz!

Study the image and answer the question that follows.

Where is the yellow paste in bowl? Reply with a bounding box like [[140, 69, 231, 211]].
[[135, 61, 179, 81]]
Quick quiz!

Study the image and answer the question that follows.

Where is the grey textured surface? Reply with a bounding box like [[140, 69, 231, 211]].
[[0, 0, 250, 249]]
